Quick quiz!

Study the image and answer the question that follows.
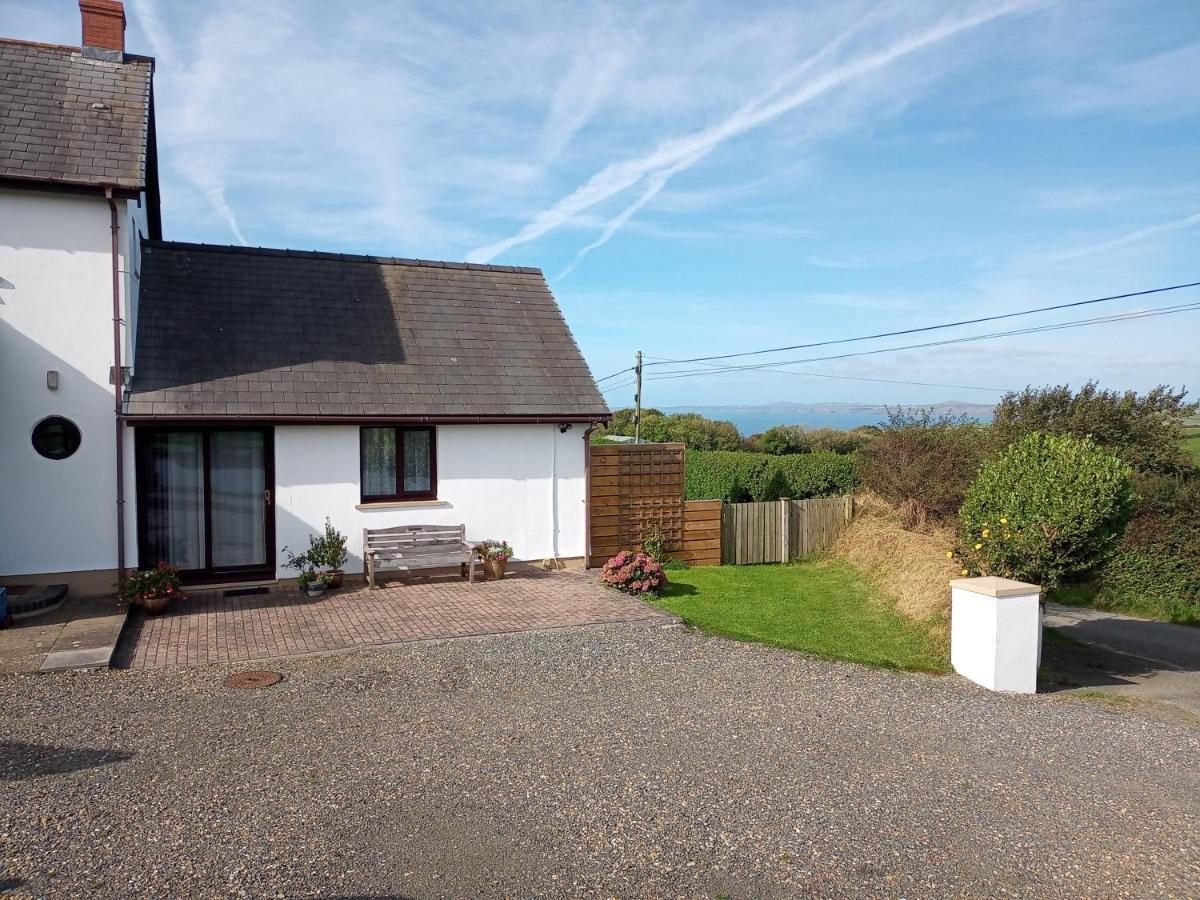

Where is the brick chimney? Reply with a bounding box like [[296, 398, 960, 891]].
[[80, 0, 125, 61]]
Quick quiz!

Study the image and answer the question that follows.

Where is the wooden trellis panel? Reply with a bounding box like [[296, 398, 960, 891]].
[[589, 443, 713, 566]]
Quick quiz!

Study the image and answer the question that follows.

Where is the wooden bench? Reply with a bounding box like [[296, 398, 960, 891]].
[[362, 524, 475, 588]]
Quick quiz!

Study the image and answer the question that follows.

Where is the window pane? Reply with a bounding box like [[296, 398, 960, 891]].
[[32, 416, 82, 460], [403, 429, 432, 493], [363, 428, 396, 497], [210, 431, 266, 568], [143, 432, 205, 570]]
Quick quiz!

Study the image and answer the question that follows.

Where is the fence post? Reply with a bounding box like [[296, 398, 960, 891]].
[[779, 498, 790, 563]]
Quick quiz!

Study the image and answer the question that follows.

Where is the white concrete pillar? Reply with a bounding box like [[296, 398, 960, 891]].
[[950, 576, 1042, 694]]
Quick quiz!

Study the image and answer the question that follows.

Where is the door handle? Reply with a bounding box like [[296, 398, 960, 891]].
[[263, 488, 272, 506]]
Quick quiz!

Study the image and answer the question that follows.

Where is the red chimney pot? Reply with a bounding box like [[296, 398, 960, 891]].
[[80, 0, 126, 60]]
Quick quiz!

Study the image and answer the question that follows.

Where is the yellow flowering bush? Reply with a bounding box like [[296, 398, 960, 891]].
[[955, 432, 1134, 589]]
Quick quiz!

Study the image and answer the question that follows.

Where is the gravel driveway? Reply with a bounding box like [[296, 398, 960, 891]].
[[2, 624, 1198, 898]]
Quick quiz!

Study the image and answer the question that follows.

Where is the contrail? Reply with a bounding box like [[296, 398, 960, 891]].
[[128, 0, 250, 247], [1051, 211, 1200, 262], [468, 0, 1044, 267]]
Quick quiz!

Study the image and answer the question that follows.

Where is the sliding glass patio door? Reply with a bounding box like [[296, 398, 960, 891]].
[[136, 428, 274, 582]]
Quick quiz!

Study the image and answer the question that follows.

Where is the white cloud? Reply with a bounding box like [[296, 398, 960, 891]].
[[536, 6, 635, 163], [1044, 41, 1200, 118], [1027, 183, 1200, 213]]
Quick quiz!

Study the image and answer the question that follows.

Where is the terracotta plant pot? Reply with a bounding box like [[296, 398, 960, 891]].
[[483, 558, 508, 580], [326, 571, 344, 589], [140, 593, 170, 615]]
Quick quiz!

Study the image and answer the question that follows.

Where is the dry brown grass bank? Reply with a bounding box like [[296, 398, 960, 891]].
[[832, 493, 960, 637]]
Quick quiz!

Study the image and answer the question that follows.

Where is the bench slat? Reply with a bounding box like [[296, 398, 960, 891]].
[[372, 547, 470, 561], [362, 528, 460, 535], [369, 545, 469, 553], [364, 540, 463, 547]]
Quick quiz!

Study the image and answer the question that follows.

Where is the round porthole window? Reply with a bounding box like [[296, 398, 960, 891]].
[[32, 416, 82, 460]]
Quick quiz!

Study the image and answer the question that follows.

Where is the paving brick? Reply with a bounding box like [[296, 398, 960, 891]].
[[116, 570, 671, 669]]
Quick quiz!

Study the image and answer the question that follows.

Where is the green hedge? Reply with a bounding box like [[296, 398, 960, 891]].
[[1099, 547, 1200, 625], [685, 449, 861, 501]]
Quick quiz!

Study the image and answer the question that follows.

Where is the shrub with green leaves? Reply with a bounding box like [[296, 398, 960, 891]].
[[753, 424, 877, 455], [955, 432, 1135, 589], [1095, 473, 1200, 623], [685, 449, 860, 501], [1098, 547, 1200, 624], [755, 467, 793, 501], [992, 382, 1197, 475], [597, 408, 743, 450], [861, 408, 990, 525]]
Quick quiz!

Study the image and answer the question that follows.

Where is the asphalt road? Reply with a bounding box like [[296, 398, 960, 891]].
[[2, 624, 1198, 898], [1044, 602, 1200, 670]]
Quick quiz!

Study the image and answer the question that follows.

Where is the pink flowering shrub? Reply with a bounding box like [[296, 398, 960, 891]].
[[600, 550, 667, 596]]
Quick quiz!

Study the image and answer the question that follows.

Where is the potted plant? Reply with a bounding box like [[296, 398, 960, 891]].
[[286, 520, 349, 590], [297, 566, 327, 598], [118, 562, 183, 614], [474, 540, 514, 580], [284, 546, 324, 597], [313, 518, 348, 589]]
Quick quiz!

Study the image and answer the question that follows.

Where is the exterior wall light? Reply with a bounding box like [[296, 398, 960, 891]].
[[46, 370, 60, 391]]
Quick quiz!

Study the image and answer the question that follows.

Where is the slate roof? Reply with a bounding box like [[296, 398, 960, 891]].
[[125, 241, 610, 420], [0, 38, 152, 192]]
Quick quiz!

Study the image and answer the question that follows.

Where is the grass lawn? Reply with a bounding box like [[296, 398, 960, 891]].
[[1183, 430, 1200, 466], [656, 559, 949, 673]]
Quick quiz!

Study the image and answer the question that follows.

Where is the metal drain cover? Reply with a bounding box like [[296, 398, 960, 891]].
[[225, 670, 283, 689]]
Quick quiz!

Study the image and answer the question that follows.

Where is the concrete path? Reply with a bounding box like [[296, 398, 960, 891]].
[[0, 595, 127, 674], [1042, 602, 1200, 720]]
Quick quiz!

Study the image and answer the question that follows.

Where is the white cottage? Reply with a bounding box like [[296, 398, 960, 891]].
[[0, 2, 609, 595]]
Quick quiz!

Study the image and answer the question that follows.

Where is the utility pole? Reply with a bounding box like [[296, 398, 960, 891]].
[[633, 350, 644, 444]]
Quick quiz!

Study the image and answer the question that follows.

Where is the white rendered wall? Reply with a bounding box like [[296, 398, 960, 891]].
[[273, 424, 588, 578], [0, 188, 145, 580]]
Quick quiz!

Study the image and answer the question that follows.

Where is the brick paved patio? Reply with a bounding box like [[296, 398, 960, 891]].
[[115, 568, 675, 669]]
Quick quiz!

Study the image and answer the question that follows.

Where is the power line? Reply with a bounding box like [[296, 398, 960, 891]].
[[601, 377, 638, 394], [639, 301, 1200, 385], [641, 280, 1200, 370], [647, 356, 1009, 392], [594, 366, 635, 384]]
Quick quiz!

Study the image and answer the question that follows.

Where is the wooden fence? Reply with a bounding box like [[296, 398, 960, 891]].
[[588, 442, 852, 567], [721, 497, 854, 565]]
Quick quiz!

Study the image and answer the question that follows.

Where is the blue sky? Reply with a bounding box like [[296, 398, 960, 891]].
[[6, 0, 1198, 408]]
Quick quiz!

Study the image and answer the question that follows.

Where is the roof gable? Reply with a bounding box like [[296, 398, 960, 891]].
[[126, 241, 609, 421], [0, 38, 152, 192]]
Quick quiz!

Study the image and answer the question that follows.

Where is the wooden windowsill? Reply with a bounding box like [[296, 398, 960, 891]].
[[355, 499, 450, 510]]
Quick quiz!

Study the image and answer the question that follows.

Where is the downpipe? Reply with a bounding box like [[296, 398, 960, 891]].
[[582, 421, 599, 568], [107, 188, 126, 582]]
